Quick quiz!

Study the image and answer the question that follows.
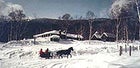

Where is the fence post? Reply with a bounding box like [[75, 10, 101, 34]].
[[129, 46, 131, 56], [119, 46, 122, 56], [133, 46, 135, 51], [34, 38, 36, 45], [125, 44, 127, 52], [136, 46, 138, 51]]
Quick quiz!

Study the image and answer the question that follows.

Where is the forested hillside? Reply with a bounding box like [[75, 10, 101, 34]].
[[0, 18, 139, 42]]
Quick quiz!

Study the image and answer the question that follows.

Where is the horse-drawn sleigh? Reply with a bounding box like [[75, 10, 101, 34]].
[[39, 47, 74, 59]]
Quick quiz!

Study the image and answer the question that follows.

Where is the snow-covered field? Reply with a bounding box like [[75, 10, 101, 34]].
[[0, 40, 140, 68]]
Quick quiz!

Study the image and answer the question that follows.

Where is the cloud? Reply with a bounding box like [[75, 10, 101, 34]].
[[0, 0, 24, 16]]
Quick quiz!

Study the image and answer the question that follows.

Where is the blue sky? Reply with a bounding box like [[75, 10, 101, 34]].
[[4, 0, 114, 19]]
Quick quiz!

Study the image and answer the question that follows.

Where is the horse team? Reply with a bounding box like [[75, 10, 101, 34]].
[[39, 47, 74, 59]]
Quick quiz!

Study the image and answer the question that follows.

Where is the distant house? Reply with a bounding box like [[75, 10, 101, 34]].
[[101, 32, 116, 42], [92, 31, 102, 40], [92, 31, 116, 42], [33, 30, 83, 42]]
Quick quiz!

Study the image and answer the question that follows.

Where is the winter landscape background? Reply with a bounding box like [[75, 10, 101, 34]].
[[0, 0, 140, 68]]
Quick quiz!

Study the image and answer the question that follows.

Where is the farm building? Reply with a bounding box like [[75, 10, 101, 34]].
[[92, 31, 116, 42], [33, 30, 83, 42], [101, 32, 116, 42]]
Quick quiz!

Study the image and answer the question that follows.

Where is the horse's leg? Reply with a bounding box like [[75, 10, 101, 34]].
[[58, 55, 60, 59], [60, 55, 62, 58], [51, 53, 53, 59], [59, 56, 61, 59], [54, 55, 56, 59], [50, 55, 52, 59], [57, 55, 59, 59], [54, 55, 57, 59], [51, 54, 53, 59], [60, 55, 63, 58], [70, 54, 72, 58]]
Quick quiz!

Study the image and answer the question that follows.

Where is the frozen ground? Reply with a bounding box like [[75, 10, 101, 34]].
[[0, 40, 140, 68]]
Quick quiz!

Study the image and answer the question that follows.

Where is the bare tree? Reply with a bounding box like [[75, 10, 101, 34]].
[[8, 9, 26, 41], [62, 14, 71, 20], [61, 13, 71, 40], [58, 16, 61, 20], [8, 9, 26, 21], [79, 16, 83, 20], [110, 0, 140, 42], [116, 18, 121, 43], [74, 18, 85, 40], [86, 11, 95, 41], [78, 24, 85, 40], [135, 0, 140, 41]]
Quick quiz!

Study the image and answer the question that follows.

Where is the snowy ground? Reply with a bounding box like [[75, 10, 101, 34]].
[[0, 40, 140, 68]]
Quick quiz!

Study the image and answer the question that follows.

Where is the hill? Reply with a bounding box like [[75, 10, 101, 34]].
[[0, 18, 139, 42]]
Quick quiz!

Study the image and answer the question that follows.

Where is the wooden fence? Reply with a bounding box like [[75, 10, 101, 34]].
[[119, 45, 139, 56]]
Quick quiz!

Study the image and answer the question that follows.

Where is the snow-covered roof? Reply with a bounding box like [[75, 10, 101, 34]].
[[33, 30, 65, 38], [93, 31, 102, 39], [102, 32, 115, 38], [93, 31, 115, 39]]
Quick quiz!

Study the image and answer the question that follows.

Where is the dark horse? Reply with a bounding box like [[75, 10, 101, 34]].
[[40, 52, 53, 59], [56, 47, 74, 58]]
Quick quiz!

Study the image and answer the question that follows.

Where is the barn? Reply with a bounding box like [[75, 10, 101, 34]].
[[33, 30, 83, 42], [101, 32, 116, 42]]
